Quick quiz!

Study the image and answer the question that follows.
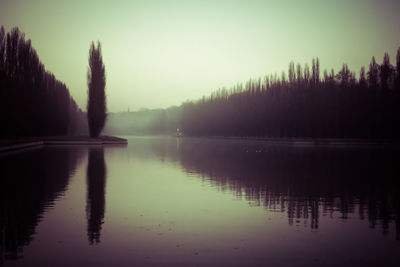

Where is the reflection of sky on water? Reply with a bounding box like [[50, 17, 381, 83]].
[[1, 137, 399, 266]]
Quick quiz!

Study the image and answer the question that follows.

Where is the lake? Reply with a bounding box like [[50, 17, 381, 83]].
[[1, 136, 399, 266]]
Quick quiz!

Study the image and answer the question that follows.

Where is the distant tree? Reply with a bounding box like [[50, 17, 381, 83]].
[[368, 56, 379, 89], [330, 69, 335, 79], [396, 47, 400, 90], [5, 28, 20, 79], [349, 71, 356, 87], [304, 63, 310, 86], [281, 71, 286, 85], [288, 61, 295, 85], [336, 64, 351, 87], [380, 53, 393, 90], [316, 57, 320, 87], [296, 63, 302, 86], [323, 69, 329, 83], [359, 66, 367, 88], [323, 68, 335, 87], [311, 58, 316, 87], [87, 41, 107, 138], [0, 26, 5, 71]]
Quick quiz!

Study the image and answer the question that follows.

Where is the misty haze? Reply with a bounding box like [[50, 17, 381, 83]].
[[1, 1, 400, 267]]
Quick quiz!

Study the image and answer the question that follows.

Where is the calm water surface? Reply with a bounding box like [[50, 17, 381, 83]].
[[1, 136, 400, 266]]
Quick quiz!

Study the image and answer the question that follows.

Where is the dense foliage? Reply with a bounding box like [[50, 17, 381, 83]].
[[0, 26, 86, 138], [87, 41, 107, 138], [181, 50, 400, 139]]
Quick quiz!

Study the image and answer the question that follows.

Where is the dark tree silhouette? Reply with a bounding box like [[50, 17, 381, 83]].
[[87, 41, 107, 138], [179, 49, 400, 139], [288, 61, 295, 85], [368, 56, 379, 89], [359, 66, 367, 88], [0, 26, 86, 138], [396, 47, 400, 90], [0, 26, 5, 71], [380, 53, 393, 90], [86, 148, 106, 245]]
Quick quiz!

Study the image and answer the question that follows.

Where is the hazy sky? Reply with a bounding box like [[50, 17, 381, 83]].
[[1, 0, 399, 112]]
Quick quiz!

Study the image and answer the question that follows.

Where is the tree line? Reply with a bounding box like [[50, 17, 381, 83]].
[[0, 26, 87, 138], [181, 49, 400, 139]]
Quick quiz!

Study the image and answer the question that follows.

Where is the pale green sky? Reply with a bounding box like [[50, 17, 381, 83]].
[[1, 0, 399, 112]]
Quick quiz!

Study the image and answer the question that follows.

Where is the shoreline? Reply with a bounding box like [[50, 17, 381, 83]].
[[0, 136, 128, 153], [2, 135, 399, 154], [178, 136, 400, 147]]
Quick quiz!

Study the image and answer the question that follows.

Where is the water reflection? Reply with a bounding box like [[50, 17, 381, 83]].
[[0, 147, 84, 264], [123, 137, 400, 239], [174, 138, 400, 238], [1, 137, 399, 266], [86, 148, 106, 245]]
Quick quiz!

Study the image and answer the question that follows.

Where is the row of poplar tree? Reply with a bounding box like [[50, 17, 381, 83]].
[[0, 26, 86, 138], [182, 49, 400, 139]]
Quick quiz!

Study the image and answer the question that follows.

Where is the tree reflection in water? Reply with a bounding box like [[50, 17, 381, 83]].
[[0, 147, 84, 263], [173, 138, 400, 239], [86, 147, 107, 245]]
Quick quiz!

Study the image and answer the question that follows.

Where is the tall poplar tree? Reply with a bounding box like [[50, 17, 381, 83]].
[[87, 41, 107, 138]]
